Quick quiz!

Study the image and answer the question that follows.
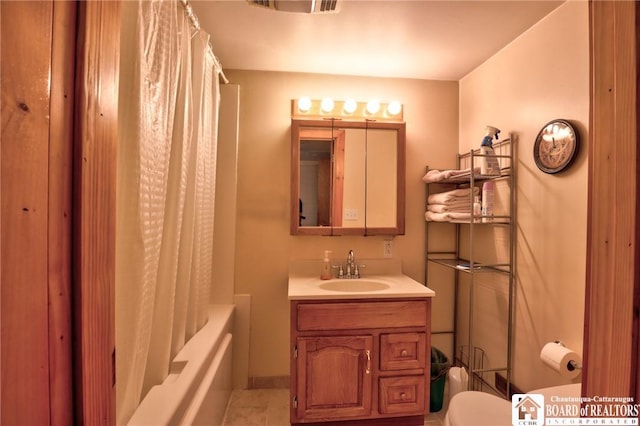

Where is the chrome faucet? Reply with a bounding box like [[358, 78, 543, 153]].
[[337, 249, 364, 279], [346, 250, 355, 277]]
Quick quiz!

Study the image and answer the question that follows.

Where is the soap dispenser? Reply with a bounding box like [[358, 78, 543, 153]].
[[320, 250, 332, 280]]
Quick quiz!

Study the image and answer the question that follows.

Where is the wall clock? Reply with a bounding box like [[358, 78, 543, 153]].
[[533, 119, 579, 174]]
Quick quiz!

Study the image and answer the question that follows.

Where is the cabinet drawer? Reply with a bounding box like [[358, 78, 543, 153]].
[[380, 333, 426, 370], [296, 300, 427, 331], [379, 375, 426, 415]]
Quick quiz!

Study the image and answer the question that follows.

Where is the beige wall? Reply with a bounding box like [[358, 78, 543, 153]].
[[459, 1, 589, 391], [226, 70, 458, 379], [227, 0, 587, 385]]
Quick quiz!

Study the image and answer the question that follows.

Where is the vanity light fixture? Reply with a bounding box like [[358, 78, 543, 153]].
[[343, 98, 357, 114], [320, 97, 334, 113], [387, 101, 402, 116], [298, 96, 312, 113], [292, 98, 404, 122], [365, 100, 380, 115]]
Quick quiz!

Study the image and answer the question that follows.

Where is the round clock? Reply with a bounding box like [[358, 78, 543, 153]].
[[533, 119, 580, 174]]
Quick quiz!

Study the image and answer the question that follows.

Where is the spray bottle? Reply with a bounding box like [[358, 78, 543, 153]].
[[480, 125, 501, 176], [320, 250, 333, 280]]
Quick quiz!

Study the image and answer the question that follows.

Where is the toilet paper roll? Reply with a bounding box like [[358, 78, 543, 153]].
[[540, 342, 582, 379]]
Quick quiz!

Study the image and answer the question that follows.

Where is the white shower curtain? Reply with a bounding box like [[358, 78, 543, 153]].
[[116, 1, 221, 424]]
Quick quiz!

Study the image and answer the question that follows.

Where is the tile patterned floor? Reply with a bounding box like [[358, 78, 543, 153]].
[[222, 388, 448, 426]]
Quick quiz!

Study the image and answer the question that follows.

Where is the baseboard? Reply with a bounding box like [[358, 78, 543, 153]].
[[249, 375, 290, 389]]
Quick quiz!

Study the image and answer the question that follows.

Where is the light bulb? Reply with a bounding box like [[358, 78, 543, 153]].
[[343, 99, 357, 114], [387, 101, 402, 116], [366, 100, 380, 115], [298, 97, 311, 113], [320, 98, 334, 113]]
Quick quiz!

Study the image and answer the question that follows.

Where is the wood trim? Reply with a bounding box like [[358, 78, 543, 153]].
[[49, 2, 77, 424], [584, 0, 638, 398], [291, 121, 303, 234], [395, 123, 406, 235], [1, 2, 54, 424], [73, 1, 120, 423], [333, 130, 345, 227]]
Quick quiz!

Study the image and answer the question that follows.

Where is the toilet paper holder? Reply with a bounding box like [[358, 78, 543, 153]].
[[554, 340, 582, 371]]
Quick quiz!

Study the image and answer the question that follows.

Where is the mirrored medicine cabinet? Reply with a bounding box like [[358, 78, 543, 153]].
[[290, 118, 406, 236]]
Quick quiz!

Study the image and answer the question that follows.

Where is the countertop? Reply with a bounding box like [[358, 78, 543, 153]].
[[288, 258, 436, 300]]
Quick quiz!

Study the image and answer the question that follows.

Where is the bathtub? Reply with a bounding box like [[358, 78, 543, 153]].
[[128, 304, 234, 426]]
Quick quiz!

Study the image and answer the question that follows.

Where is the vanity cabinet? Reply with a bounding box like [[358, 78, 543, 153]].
[[290, 299, 431, 425]]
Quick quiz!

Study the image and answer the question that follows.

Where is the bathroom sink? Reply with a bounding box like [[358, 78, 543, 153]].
[[288, 259, 436, 300], [318, 279, 390, 292]]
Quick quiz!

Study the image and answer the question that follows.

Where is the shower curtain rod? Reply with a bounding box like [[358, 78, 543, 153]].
[[180, 0, 230, 84]]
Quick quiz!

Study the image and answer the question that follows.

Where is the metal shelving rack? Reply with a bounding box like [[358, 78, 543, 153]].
[[425, 137, 515, 398]]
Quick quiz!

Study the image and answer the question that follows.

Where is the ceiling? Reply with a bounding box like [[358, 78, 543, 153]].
[[190, 0, 564, 81]]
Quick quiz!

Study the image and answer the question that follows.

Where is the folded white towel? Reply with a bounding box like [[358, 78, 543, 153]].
[[428, 202, 471, 213], [425, 211, 448, 222], [425, 210, 472, 222], [422, 167, 481, 183], [427, 187, 478, 205]]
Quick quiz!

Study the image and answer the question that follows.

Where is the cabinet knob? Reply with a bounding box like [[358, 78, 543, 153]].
[[400, 392, 407, 400], [400, 349, 408, 357]]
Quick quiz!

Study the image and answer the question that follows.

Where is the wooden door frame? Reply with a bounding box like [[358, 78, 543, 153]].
[[582, 0, 640, 398], [73, 1, 120, 423]]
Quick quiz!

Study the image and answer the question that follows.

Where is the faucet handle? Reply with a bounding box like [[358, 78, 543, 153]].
[[354, 264, 366, 278], [332, 264, 344, 278]]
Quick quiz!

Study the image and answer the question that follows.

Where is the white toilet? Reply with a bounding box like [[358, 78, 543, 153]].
[[444, 367, 581, 426]]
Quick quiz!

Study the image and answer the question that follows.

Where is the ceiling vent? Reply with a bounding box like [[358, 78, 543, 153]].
[[248, 0, 340, 14]]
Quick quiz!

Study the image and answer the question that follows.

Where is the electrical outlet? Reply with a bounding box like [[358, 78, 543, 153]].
[[344, 208, 358, 221], [383, 240, 393, 258]]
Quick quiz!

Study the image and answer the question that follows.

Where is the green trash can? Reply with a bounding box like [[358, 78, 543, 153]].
[[430, 347, 450, 412]]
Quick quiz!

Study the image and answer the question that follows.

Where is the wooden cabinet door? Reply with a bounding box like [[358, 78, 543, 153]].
[[295, 335, 373, 421]]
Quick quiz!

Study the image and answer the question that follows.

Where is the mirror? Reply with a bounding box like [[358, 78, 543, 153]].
[[291, 119, 406, 236]]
